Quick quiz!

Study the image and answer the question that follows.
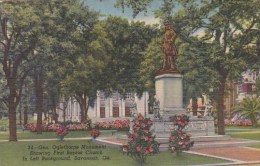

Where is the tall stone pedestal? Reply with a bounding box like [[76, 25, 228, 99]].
[[155, 73, 186, 117]]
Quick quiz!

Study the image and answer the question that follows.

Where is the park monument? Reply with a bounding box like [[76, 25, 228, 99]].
[[152, 21, 215, 140]]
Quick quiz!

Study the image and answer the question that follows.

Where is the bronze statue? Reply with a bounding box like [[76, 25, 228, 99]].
[[162, 22, 178, 71]]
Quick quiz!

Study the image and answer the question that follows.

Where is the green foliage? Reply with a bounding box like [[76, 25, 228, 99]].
[[99, 16, 160, 97], [140, 37, 163, 103], [114, 0, 153, 18], [0, 118, 9, 131], [254, 77, 260, 97], [233, 97, 260, 127]]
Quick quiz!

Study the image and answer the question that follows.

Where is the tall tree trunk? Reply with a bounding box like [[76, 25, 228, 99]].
[[51, 96, 58, 123], [217, 73, 227, 135], [35, 73, 44, 134], [8, 84, 18, 142], [75, 94, 89, 123], [19, 109, 22, 126], [23, 105, 28, 125], [53, 109, 58, 124], [192, 98, 198, 116]]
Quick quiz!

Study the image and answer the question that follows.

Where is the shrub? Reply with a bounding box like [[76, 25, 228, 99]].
[[169, 114, 194, 156], [56, 126, 68, 141], [90, 128, 100, 139], [122, 114, 160, 165]]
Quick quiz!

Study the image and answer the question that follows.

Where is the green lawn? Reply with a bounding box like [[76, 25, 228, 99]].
[[225, 126, 260, 140], [228, 132, 260, 140], [226, 126, 260, 133], [0, 140, 229, 166], [248, 144, 260, 149], [0, 130, 128, 140]]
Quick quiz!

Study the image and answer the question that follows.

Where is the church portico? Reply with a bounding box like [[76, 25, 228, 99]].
[[57, 91, 149, 123]]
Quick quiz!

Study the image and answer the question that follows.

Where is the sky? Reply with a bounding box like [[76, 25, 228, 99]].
[[82, 0, 161, 24]]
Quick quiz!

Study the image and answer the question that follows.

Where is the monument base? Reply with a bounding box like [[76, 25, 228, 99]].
[[151, 115, 215, 143]]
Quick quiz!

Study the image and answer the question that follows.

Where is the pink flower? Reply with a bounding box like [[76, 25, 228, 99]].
[[133, 125, 140, 130], [145, 150, 150, 154], [171, 146, 176, 151], [144, 130, 149, 134], [138, 115, 144, 121], [148, 147, 154, 152], [128, 137, 134, 142], [170, 136, 176, 140], [136, 146, 142, 152], [144, 136, 149, 141], [134, 120, 139, 125], [133, 132, 139, 137], [178, 130, 182, 134], [123, 146, 129, 152], [141, 123, 146, 128], [187, 133, 192, 137], [179, 141, 183, 145], [177, 117, 181, 121], [180, 136, 185, 140], [149, 138, 154, 142], [147, 120, 152, 125], [185, 142, 189, 145]]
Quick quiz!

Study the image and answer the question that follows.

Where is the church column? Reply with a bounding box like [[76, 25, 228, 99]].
[[105, 98, 110, 118], [122, 99, 125, 117], [96, 92, 100, 118], [109, 97, 113, 117]]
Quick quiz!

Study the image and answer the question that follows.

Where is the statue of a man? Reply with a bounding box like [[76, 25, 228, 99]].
[[162, 21, 178, 71]]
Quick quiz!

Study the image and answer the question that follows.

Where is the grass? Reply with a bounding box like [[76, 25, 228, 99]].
[[0, 140, 229, 166], [248, 144, 260, 149], [0, 130, 128, 140], [228, 132, 260, 140], [225, 126, 260, 140], [225, 126, 260, 134]]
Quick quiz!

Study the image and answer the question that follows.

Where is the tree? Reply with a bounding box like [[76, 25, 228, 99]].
[[233, 97, 260, 127], [0, 1, 42, 141], [114, 0, 153, 18], [255, 77, 260, 97], [26, 0, 101, 125], [100, 16, 160, 97], [140, 37, 162, 105], [59, 18, 111, 122]]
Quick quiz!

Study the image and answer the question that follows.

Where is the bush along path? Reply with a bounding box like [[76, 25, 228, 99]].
[[122, 114, 160, 165], [169, 114, 194, 156]]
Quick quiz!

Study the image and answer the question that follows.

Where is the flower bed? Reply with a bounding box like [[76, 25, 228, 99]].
[[24, 122, 90, 132], [225, 119, 252, 126], [93, 120, 130, 131]]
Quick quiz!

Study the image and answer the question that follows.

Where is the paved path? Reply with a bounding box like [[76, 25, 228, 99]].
[[191, 146, 260, 163]]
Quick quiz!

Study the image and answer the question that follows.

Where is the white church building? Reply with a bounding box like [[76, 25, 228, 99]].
[[57, 91, 150, 122]]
